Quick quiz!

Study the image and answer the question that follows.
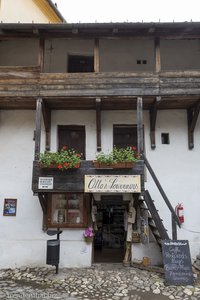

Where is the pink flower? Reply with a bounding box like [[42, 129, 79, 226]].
[[57, 164, 63, 169], [62, 146, 67, 150], [84, 227, 94, 237]]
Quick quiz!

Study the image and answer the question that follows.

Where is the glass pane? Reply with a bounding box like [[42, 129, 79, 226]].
[[67, 193, 83, 225], [51, 194, 67, 224]]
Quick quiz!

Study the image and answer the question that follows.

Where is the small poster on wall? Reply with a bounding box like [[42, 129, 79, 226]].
[[3, 199, 17, 216]]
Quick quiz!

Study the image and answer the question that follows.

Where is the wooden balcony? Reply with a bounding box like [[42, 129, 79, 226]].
[[32, 160, 144, 193], [0, 66, 200, 110]]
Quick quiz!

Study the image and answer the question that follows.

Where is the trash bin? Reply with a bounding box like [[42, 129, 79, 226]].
[[46, 239, 60, 266]]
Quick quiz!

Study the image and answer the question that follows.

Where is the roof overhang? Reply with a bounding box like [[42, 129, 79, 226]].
[[0, 21, 200, 39], [33, 0, 66, 23]]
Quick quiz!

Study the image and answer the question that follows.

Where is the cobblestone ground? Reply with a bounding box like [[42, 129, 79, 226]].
[[0, 264, 200, 300]]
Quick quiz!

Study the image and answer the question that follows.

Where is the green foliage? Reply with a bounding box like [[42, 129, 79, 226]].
[[38, 146, 81, 170], [95, 146, 140, 164]]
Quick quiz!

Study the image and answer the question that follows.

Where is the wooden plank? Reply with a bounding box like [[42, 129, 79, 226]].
[[137, 97, 144, 154], [34, 98, 42, 160]]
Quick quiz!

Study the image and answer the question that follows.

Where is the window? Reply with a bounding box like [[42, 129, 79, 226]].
[[161, 133, 170, 144], [47, 193, 88, 228], [68, 55, 94, 73], [137, 59, 147, 65], [58, 125, 86, 159], [113, 125, 137, 149]]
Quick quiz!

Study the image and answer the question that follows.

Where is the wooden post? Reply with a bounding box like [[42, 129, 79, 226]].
[[172, 214, 177, 240], [42, 101, 51, 151], [34, 98, 42, 160], [94, 38, 100, 73], [38, 38, 45, 72], [96, 98, 102, 152], [155, 37, 161, 73], [150, 96, 161, 149], [137, 97, 144, 154]]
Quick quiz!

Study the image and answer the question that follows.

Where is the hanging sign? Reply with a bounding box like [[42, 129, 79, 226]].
[[38, 177, 54, 189], [84, 175, 141, 193]]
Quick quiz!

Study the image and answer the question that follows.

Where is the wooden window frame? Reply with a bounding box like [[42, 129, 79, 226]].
[[47, 193, 89, 228]]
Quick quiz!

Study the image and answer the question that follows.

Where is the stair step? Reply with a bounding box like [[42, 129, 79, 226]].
[[151, 230, 161, 238], [157, 238, 162, 245]]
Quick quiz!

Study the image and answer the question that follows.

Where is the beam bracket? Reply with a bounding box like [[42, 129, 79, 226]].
[[187, 101, 200, 149]]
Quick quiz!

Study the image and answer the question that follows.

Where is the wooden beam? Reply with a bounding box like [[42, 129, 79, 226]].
[[96, 98, 102, 152], [38, 193, 47, 214], [34, 98, 42, 160], [172, 214, 177, 240], [38, 193, 48, 231], [149, 96, 162, 149], [94, 38, 100, 73], [154, 37, 161, 73], [137, 97, 144, 154], [38, 38, 45, 72], [42, 100, 51, 151], [187, 101, 200, 149]]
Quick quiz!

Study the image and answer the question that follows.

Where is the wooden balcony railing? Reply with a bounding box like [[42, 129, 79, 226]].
[[32, 160, 144, 193], [0, 66, 200, 103]]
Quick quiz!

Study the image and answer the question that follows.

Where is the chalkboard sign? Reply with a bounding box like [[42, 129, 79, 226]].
[[162, 240, 194, 285]]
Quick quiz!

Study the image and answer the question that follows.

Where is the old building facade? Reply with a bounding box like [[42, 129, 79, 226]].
[[0, 22, 200, 268]]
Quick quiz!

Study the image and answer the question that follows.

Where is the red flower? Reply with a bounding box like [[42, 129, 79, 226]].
[[57, 164, 63, 169], [132, 146, 137, 151], [136, 153, 140, 158], [75, 164, 80, 168], [77, 153, 81, 157], [62, 146, 67, 150], [64, 162, 69, 167]]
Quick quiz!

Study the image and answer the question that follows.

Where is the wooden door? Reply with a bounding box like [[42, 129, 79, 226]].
[[58, 125, 86, 159]]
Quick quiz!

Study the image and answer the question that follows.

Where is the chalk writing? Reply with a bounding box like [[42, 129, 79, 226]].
[[162, 240, 194, 286]]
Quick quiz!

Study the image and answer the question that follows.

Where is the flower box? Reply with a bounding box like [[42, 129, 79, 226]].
[[38, 146, 82, 171], [40, 162, 80, 170], [93, 161, 134, 169], [94, 146, 140, 169]]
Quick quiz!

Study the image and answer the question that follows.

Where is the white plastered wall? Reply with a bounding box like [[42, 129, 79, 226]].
[[0, 109, 200, 268], [0, 110, 93, 268]]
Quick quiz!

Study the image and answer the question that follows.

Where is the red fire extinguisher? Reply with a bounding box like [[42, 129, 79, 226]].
[[175, 203, 184, 224]]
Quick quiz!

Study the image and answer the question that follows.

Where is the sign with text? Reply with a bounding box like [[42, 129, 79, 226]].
[[84, 175, 141, 193], [162, 240, 194, 286], [38, 177, 54, 190]]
